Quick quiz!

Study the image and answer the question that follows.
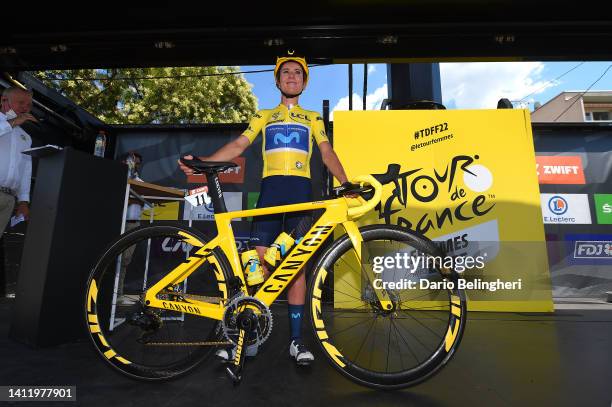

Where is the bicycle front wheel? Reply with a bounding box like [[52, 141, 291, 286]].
[[84, 223, 233, 380], [308, 224, 467, 389]]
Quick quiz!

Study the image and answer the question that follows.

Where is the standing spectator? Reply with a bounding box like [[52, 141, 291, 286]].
[[1, 88, 10, 113], [117, 151, 145, 305], [0, 87, 36, 235]]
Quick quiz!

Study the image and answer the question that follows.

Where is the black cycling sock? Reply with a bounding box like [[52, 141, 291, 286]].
[[288, 304, 304, 342]]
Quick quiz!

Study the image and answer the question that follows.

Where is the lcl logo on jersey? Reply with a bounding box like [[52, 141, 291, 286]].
[[535, 156, 585, 184], [290, 112, 310, 121]]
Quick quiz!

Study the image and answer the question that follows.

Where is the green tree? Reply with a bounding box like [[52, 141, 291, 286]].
[[32, 67, 258, 124]]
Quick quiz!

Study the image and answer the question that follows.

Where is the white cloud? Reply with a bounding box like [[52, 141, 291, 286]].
[[368, 65, 377, 74], [331, 84, 388, 120], [441, 62, 554, 109]]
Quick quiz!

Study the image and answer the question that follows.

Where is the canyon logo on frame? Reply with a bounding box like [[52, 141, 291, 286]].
[[535, 155, 585, 184]]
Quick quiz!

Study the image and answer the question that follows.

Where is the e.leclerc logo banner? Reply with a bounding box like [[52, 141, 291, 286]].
[[540, 193, 591, 224]]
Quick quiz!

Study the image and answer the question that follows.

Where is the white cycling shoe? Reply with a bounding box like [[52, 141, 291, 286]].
[[215, 343, 259, 362], [289, 340, 314, 366]]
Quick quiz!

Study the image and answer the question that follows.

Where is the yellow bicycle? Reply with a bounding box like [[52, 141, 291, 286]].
[[84, 160, 467, 389]]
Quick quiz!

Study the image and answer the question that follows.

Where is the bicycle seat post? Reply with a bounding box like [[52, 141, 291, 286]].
[[205, 171, 227, 214]]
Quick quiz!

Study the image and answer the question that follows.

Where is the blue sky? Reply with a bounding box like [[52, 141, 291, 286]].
[[241, 61, 612, 118]]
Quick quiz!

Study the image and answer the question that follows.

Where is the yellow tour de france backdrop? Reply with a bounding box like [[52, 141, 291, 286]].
[[140, 201, 180, 221], [334, 109, 553, 312]]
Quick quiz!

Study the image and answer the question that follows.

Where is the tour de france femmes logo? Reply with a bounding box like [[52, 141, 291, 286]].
[[548, 196, 568, 215], [377, 154, 496, 235]]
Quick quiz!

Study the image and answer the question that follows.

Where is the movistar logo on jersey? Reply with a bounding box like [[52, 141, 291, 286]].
[[275, 131, 300, 145], [265, 124, 309, 153]]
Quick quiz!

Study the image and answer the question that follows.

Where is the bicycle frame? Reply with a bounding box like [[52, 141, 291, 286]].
[[143, 175, 386, 320], [144, 198, 353, 319]]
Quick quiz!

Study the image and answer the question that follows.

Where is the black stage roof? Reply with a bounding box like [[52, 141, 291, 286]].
[[2, 1, 612, 70]]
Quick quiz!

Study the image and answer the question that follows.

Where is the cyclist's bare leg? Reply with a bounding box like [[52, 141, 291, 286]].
[[254, 244, 306, 303], [287, 270, 305, 305], [255, 246, 311, 362], [255, 246, 270, 278]]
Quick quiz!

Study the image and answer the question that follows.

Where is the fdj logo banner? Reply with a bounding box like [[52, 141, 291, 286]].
[[565, 234, 612, 265]]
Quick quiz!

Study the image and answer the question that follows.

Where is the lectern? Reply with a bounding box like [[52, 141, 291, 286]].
[[10, 147, 127, 347]]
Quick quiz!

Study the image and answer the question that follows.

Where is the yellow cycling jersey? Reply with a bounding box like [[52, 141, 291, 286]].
[[242, 104, 329, 178]]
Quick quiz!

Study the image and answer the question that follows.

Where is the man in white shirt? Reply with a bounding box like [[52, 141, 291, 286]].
[[1, 89, 10, 112], [0, 87, 37, 234]]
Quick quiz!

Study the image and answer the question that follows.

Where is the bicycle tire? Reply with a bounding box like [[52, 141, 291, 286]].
[[308, 224, 467, 389], [84, 223, 233, 381]]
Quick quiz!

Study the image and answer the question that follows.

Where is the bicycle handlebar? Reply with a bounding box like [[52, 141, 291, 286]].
[[346, 174, 383, 219]]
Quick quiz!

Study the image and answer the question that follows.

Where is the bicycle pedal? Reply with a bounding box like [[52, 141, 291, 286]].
[[225, 366, 242, 384]]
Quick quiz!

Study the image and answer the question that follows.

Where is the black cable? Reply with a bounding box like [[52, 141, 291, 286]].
[[348, 64, 353, 110], [513, 61, 585, 105], [553, 64, 612, 122], [36, 64, 330, 82], [363, 63, 368, 110]]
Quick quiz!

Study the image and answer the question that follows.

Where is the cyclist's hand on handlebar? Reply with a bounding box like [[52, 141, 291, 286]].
[[341, 182, 359, 199], [177, 155, 196, 176], [332, 182, 364, 199]]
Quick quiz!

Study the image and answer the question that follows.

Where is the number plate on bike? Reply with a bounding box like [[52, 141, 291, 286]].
[[185, 186, 212, 207]]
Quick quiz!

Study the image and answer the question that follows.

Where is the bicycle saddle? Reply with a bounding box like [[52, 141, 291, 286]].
[[180, 157, 238, 174]]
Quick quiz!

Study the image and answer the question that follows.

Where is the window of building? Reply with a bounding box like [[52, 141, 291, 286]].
[[592, 111, 611, 121]]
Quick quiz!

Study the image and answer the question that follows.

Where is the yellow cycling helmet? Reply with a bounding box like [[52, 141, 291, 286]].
[[274, 52, 309, 86]]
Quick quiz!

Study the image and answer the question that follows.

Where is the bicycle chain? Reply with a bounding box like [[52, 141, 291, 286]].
[[144, 341, 232, 346], [158, 290, 225, 304], [142, 291, 240, 347]]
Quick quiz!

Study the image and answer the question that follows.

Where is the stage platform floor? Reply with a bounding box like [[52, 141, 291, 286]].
[[1, 298, 611, 407]]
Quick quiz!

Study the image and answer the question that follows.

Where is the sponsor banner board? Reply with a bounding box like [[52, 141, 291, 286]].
[[540, 193, 591, 224], [535, 155, 585, 184], [334, 109, 553, 312], [187, 157, 246, 184], [594, 194, 612, 224], [141, 201, 180, 221], [183, 192, 242, 221], [565, 234, 612, 265]]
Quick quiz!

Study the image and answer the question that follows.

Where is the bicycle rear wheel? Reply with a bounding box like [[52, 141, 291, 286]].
[[84, 224, 233, 380], [308, 224, 467, 389]]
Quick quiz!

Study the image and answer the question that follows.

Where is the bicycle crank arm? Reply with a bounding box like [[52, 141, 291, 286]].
[[226, 328, 247, 385]]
